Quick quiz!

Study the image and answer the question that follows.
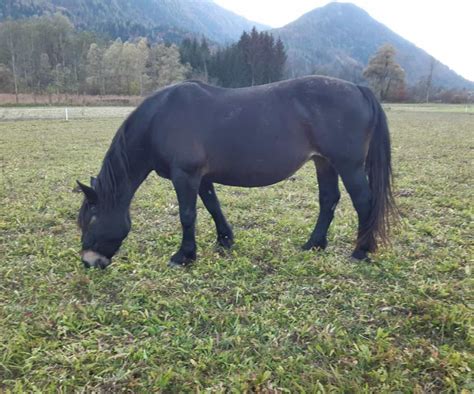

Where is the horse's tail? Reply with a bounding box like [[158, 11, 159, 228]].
[[358, 86, 397, 251]]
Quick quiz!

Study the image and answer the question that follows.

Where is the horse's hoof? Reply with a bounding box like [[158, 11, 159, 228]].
[[218, 234, 234, 249], [167, 260, 188, 269], [351, 250, 371, 263], [168, 252, 195, 268], [302, 241, 327, 251]]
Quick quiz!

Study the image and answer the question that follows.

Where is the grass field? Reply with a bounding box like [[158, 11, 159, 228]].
[[0, 108, 472, 391]]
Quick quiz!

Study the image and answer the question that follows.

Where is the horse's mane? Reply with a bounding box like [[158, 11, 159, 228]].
[[96, 124, 131, 208], [78, 122, 131, 229]]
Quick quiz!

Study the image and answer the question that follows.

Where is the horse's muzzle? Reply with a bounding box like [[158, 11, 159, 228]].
[[81, 250, 111, 269]]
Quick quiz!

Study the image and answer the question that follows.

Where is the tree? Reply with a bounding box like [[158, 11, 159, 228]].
[[103, 38, 124, 94], [68, 31, 98, 94], [136, 38, 150, 95], [38, 53, 52, 92], [209, 43, 248, 87], [0, 21, 21, 102], [240, 28, 260, 86], [272, 38, 287, 82], [363, 44, 405, 101], [122, 41, 140, 95], [51, 63, 70, 96], [0, 63, 14, 92], [199, 39, 210, 80], [147, 44, 189, 91], [179, 37, 210, 81], [208, 28, 287, 88], [86, 43, 105, 95], [424, 56, 437, 103]]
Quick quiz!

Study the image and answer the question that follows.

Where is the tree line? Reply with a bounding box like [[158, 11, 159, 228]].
[[0, 14, 191, 101], [0, 14, 470, 104], [0, 16, 287, 102], [180, 29, 286, 88]]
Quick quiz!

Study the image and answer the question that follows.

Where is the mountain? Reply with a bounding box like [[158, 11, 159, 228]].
[[0, 0, 268, 44], [2, 1, 471, 89], [271, 2, 473, 89]]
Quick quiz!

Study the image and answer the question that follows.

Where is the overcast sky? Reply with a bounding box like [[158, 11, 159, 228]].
[[214, 0, 474, 82]]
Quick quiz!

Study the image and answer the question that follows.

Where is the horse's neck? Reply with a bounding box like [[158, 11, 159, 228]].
[[97, 132, 151, 208]]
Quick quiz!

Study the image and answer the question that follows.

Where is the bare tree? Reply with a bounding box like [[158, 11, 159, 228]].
[[425, 56, 437, 103], [86, 43, 105, 95], [363, 44, 405, 101], [147, 44, 190, 91], [0, 22, 20, 103]]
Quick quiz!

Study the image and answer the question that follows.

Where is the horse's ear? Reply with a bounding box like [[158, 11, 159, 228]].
[[77, 180, 98, 204], [90, 176, 97, 189]]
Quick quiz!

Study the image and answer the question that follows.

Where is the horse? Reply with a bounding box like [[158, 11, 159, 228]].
[[77, 76, 396, 269]]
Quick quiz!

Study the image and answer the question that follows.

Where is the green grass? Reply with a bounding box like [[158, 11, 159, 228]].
[[0, 110, 472, 392]]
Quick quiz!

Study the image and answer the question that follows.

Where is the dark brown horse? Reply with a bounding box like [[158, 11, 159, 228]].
[[77, 76, 395, 269]]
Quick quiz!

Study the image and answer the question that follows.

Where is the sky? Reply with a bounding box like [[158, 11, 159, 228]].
[[214, 0, 474, 82]]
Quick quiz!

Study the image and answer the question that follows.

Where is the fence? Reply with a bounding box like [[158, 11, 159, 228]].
[[1, 103, 472, 122], [382, 103, 473, 113], [0, 106, 135, 122]]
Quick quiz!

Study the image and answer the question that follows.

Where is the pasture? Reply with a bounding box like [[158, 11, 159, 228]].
[[0, 106, 472, 391]]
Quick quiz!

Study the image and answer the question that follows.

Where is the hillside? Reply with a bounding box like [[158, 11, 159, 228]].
[[1, 1, 471, 90], [271, 2, 473, 89], [0, 0, 267, 44]]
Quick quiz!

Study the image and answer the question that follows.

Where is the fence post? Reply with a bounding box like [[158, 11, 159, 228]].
[[65, 107, 69, 121]]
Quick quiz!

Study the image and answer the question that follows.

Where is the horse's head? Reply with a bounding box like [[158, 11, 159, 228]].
[[77, 178, 131, 269]]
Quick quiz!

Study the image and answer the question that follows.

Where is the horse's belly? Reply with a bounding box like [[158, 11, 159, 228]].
[[203, 121, 318, 187], [207, 152, 313, 187]]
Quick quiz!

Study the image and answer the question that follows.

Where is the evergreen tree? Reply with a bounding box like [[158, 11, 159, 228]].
[[272, 38, 287, 82], [208, 28, 287, 88], [180, 37, 210, 80]]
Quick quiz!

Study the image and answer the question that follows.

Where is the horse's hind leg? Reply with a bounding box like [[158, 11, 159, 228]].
[[169, 168, 201, 267], [303, 157, 340, 250], [199, 180, 234, 249], [337, 164, 375, 261]]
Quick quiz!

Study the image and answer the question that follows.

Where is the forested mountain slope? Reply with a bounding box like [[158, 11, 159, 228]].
[[1, 0, 267, 44], [272, 2, 473, 89]]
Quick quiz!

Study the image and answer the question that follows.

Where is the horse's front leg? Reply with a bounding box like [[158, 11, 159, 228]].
[[169, 168, 201, 267]]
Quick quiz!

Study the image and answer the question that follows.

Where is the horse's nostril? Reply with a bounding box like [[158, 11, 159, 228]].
[[97, 259, 108, 269], [81, 251, 111, 269]]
